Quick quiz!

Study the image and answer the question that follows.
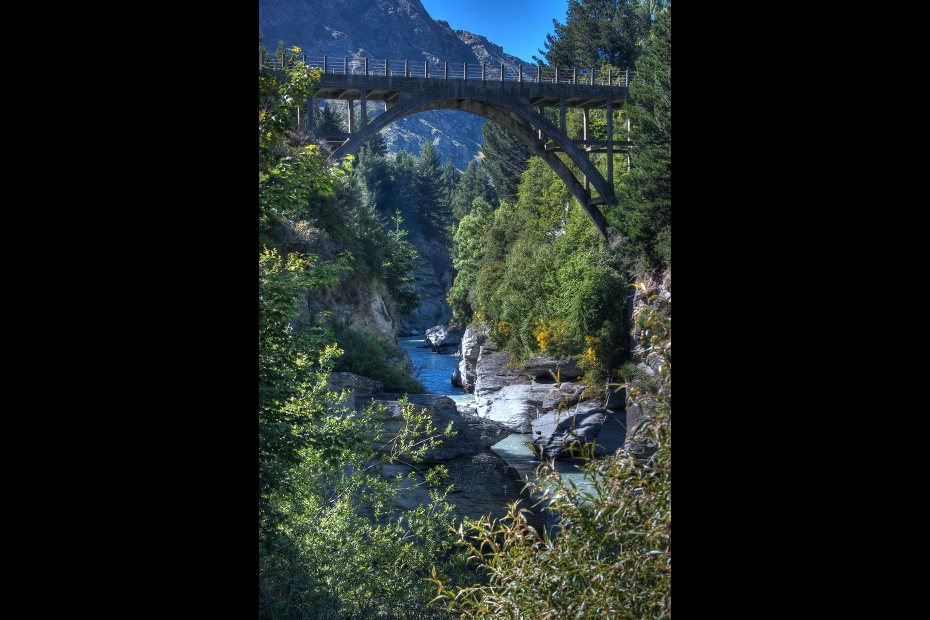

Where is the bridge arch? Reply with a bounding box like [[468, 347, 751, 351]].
[[325, 87, 619, 241]]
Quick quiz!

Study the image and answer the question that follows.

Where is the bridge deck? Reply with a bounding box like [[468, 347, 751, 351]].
[[263, 53, 632, 110], [310, 73, 627, 110]]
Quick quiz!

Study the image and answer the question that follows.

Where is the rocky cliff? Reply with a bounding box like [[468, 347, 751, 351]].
[[397, 227, 453, 335]]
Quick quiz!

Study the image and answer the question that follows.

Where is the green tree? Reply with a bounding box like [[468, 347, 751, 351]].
[[542, 0, 651, 70], [354, 131, 390, 212], [314, 100, 348, 133], [479, 117, 532, 202], [450, 160, 499, 221], [259, 44, 345, 248], [415, 139, 450, 239], [613, 4, 670, 270], [448, 196, 496, 325], [386, 148, 419, 225], [258, 247, 345, 544], [439, 160, 461, 219], [382, 210, 422, 317]]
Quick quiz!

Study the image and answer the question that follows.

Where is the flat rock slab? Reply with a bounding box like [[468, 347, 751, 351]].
[[382, 451, 546, 532], [591, 409, 628, 457], [531, 407, 630, 460]]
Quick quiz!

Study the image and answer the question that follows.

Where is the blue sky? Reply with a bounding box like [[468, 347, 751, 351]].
[[419, 0, 569, 64]]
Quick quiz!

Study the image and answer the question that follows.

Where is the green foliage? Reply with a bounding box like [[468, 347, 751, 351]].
[[479, 117, 532, 201], [355, 133, 391, 211], [315, 100, 348, 133], [260, 39, 421, 324], [450, 160, 499, 221], [384, 149, 419, 224], [428, 293, 671, 620], [447, 197, 496, 326], [458, 161, 629, 386], [612, 4, 671, 271], [258, 246, 346, 543], [541, 0, 652, 70], [451, 1, 670, 395], [260, 394, 473, 620], [260, 48, 467, 620], [415, 139, 452, 241], [299, 165, 386, 281], [382, 210, 421, 317], [260, 146, 344, 227], [330, 321, 426, 394], [259, 44, 348, 244]]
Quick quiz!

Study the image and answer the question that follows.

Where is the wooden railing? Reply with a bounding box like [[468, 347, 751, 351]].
[[260, 52, 634, 87]]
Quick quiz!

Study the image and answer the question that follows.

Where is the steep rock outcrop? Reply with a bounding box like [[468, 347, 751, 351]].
[[530, 405, 628, 461], [523, 356, 584, 382], [457, 325, 487, 394], [298, 275, 399, 343], [464, 332, 629, 460], [623, 268, 670, 460], [326, 371, 385, 413], [398, 229, 454, 334], [424, 324, 462, 353], [473, 340, 530, 426], [371, 393, 510, 461]]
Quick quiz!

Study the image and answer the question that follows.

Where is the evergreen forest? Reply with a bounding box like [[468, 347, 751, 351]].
[[259, 1, 671, 618]]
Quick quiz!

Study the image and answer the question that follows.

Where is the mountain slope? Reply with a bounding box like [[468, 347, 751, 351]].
[[259, 0, 538, 170]]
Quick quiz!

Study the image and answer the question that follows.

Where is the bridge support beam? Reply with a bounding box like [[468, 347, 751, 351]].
[[307, 94, 314, 133], [360, 89, 367, 128], [583, 107, 589, 190], [627, 118, 631, 171], [607, 97, 613, 187]]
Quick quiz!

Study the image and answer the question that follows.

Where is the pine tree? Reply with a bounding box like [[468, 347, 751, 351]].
[[542, 0, 651, 70], [314, 100, 347, 133], [354, 132, 390, 212], [616, 4, 670, 269], [414, 139, 449, 239], [479, 116, 532, 201], [451, 160, 499, 221]]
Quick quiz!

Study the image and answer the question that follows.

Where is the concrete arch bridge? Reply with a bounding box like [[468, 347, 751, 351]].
[[263, 53, 635, 241]]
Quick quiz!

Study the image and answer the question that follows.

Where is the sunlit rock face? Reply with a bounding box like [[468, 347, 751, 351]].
[[457, 326, 487, 394], [299, 282, 399, 342], [424, 325, 462, 354]]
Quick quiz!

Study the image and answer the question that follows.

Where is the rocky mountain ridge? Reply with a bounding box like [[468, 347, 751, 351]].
[[259, 0, 539, 171]]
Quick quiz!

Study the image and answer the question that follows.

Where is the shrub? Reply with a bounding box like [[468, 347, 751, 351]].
[[330, 323, 426, 393], [260, 396, 474, 620]]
